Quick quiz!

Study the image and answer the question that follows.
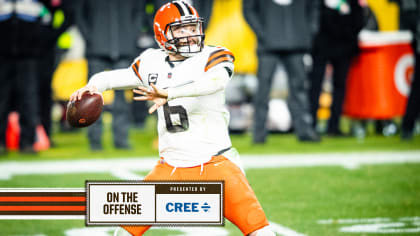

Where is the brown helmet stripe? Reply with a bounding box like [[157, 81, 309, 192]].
[[172, 1, 186, 16], [185, 3, 194, 15]]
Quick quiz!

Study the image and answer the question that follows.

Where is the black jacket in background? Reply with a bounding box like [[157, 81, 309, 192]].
[[76, 0, 147, 60], [0, 0, 44, 57], [243, 0, 320, 52], [312, 0, 364, 58], [397, 0, 420, 53], [38, 0, 76, 52]]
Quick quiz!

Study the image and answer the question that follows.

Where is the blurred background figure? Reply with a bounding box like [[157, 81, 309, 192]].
[[399, 0, 420, 140], [243, 0, 321, 143], [0, 0, 47, 154], [309, 0, 364, 136], [130, 0, 155, 130], [75, 0, 148, 151], [37, 0, 75, 146]]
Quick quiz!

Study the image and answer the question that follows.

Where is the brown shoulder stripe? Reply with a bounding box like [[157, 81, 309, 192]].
[[205, 49, 234, 72], [131, 60, 142, 81], [206, 53, 235, 68], [205, 56, 234, 72], [208, 49, 225, 59], [205, 55, 234, 72], [207, 49, 234, 64]]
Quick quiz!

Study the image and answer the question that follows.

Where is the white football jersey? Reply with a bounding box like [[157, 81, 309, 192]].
[[131, 46, 235, 167]]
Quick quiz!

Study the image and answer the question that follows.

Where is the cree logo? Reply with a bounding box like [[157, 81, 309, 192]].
[[164, 202, 211, 212], [201, 202, 210, 212]]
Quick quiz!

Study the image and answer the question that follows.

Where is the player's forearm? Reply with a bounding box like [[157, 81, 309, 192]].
[[87, 69, 142, 93], [167, 68, 229, 100]]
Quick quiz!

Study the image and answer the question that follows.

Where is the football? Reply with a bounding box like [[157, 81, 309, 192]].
[[66, 93, 103, 128]]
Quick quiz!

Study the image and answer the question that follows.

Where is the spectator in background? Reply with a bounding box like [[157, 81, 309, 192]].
[[76, 0, 147, 151], [399, 0, 420, 140], [0, 0, 46, 154], [243, 0, 321, 143], [130, 0, 155, 130], [37, 0, 75, 145], [309, 0, 364, 136]]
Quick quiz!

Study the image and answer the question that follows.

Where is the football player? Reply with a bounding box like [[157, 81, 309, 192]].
[[70, 1, 274, 235]]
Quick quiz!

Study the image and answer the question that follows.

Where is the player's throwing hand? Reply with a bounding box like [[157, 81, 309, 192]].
[[133, 84, 168, 114]]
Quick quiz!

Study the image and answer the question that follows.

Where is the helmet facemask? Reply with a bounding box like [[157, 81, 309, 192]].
[[164, 18, 204, 57]]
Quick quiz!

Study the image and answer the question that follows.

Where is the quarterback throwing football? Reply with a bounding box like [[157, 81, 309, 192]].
[[70, 1, 274, 235]]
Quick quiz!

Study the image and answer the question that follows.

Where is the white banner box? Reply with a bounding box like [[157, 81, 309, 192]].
[[86, 181, 223, 226]]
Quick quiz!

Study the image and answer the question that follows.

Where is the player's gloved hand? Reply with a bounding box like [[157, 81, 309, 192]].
[[70, 85, 99, 102], [133, 83, 168, 114]]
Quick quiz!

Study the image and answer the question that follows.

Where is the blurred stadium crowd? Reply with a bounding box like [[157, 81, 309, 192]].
[[0, 0, 419, 154]]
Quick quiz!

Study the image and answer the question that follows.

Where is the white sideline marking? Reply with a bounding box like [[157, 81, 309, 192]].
[[318, 217, 392, 224], [11, 235, 46, 236], [318, 217, 420, 234], [65, 221, 303, 236], [65, 226, 230, 236], [65, 227, 115, 236], [241, 151, 420, 170], [0, 151, 419, 180], [109, 169, 144, 180], [340, 223, 420, 234], [268, 221, 307, 236], [0, 158, 157, 180]]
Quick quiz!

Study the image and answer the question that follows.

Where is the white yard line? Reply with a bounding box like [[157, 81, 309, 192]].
[[241, 151, 420, 169], [0, 151, 419, 180], [318, 216, 420, 234], [63, 221, 304, 236]]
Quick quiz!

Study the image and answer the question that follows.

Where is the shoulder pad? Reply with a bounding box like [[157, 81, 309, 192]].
[[130, 49, 164, 82], [204, 46, 235, 72]]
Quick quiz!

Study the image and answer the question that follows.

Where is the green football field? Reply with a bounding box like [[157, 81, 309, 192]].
[[1, 116, 420, 236]]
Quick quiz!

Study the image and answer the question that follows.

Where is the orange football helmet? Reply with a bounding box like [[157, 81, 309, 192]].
[[154, 1, 204, 57]]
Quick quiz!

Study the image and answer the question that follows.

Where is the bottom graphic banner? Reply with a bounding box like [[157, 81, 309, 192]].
[[86, 181, 224, 226]]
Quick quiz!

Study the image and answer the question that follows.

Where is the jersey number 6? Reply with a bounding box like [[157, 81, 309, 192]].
[[163, 103, 189, 133]]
